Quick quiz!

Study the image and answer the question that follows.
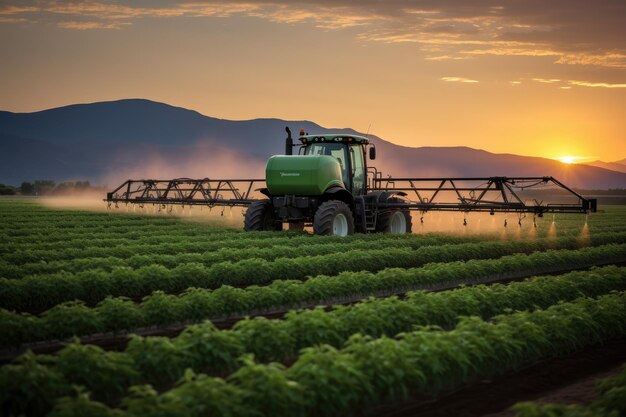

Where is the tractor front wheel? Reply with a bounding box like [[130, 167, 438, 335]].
[[244, 200, 282, 231], [313, 200, 355, 236]]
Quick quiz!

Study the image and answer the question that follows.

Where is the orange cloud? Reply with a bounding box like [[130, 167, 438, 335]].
[[532, 78, 561, 84], [57, 20, 130, 30], [568, 80, 626, 89], [441, 76, 479, 83]]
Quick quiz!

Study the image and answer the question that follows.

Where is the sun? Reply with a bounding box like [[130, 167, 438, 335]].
[[558, 156, 577, 164], [553, 155, 596, 165]]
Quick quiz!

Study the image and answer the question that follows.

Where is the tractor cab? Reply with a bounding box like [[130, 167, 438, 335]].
[[295, 132, 372, 196]]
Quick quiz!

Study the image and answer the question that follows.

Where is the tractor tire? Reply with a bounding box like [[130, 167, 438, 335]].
[[313, 200, 355, 236], [244, 200, 282, 231], [376, 200, 412, 234]]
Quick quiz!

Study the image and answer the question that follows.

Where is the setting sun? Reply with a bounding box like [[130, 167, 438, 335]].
[[554, 156, 595, 165], [559, 156, 577, 164]]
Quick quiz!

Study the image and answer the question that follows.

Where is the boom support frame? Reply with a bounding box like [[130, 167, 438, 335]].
[[367, 172, 595, 215], [106, 178, 265, 208], [106, 175, 595, 214]]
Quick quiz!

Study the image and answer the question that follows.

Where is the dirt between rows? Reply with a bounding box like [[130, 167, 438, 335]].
[[361, 338, 626, 417]]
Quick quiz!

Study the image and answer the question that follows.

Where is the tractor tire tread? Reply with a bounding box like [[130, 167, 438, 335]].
[[244, 200, 281, 231], [376, 198, 412, 233], [313, 200, 355, 236]]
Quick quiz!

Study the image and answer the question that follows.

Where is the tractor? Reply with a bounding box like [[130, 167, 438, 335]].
[[245, 127, 410, 236]]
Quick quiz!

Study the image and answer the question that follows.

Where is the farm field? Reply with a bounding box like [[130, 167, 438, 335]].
[[1, 198, 626, 417]]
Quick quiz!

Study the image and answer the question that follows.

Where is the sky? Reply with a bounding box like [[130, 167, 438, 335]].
[[0, 0, 625, 162]]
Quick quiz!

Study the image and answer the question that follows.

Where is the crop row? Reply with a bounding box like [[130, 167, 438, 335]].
[[0, 211, 624, 245], [1, 235, 505, 279], [2, 215, 241, 230], [4, 203, 621, 234], [3, 232, 624, 313], [0, 230, 486, 264], [0, 231, 310, 255], [3, 214, 194, 225], [2, 211, 198, 224], [2, 246, 624, 347], [3, 219, 613, 253], [513, 365, 626, 417], [4, 291, 624, 417], [4, 211, 612, 232], [0, 234, 484, 276], [1, 223, 232, 239], [2, 230, 284, 251]]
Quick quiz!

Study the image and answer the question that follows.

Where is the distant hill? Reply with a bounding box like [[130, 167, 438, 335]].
[[587, 160, 626, 174], [1, 98, 625, 189]]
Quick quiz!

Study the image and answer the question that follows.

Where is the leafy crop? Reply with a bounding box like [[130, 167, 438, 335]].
[[1, 244, 625, 346], [1, 266, 624, 416], [33, 293, 626, 417], [2, 233, 625, 313], [2, 200, 626, 417]]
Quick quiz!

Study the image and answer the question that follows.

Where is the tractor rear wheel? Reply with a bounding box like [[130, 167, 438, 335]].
[[313, 200, 355, 236], [244, 200, 282, 231], [377, 208, 412, 234]]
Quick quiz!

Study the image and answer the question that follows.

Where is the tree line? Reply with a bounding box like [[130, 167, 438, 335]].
[[0, 180, 105, 195]]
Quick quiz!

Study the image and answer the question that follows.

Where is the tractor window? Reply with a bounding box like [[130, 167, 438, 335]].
[[304, 143, 349, 187], [350, 145, 365, 195]]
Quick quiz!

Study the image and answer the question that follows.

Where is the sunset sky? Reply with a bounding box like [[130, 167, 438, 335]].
[[1, 1, 624, 162]]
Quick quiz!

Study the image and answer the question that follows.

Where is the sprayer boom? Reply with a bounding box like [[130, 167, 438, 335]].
[[106, 178, 265, 207], [106, 175, 595, 215], [367, 174, 596, 215]]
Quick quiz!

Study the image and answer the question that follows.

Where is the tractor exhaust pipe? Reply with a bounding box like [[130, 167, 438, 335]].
[[285, 126, 293, 155]]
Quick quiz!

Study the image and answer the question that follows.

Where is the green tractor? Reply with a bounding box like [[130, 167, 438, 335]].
[[245, 127, 411, 236]]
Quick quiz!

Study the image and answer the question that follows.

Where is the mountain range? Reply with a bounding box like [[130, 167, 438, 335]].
[[1, 99, 625, 189], [587, 159, 626, 174]]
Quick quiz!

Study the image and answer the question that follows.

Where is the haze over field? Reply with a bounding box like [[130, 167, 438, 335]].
[[0, 0, 625, 170]]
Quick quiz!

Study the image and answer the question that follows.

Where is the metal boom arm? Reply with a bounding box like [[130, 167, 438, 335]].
[[105, 176, 596, 214], [369, 174, 596, 214], [106, 178, 265, 207]]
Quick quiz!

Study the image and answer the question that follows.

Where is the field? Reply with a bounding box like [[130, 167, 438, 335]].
[[1, 198, 626, 417]]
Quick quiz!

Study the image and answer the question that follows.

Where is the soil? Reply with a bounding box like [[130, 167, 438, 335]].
[[361, 338, 626, 417], [481, 365, 623, 417]]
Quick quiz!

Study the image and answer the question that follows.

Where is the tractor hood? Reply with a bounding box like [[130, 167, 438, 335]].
[[266, 155, 344, 196]]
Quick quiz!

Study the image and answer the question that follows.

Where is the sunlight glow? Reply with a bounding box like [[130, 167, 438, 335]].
[[555, 156, 593, 164]]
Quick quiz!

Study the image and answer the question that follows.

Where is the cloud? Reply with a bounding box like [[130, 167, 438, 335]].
[[555, 53, 626, 69], [1, 1, 625, 69], [425, 55, 473, 61], [441, 76, 479, 83], [527, 77, 626, 89], [57, 20, 130, 30], [568, 80, 626, 89], [0, 5, 38, 15], [532, 78, 561, 84], [0, 16, 30, 23]]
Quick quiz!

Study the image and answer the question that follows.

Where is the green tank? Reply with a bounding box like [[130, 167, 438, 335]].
[[266, 155, 344, 196]]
